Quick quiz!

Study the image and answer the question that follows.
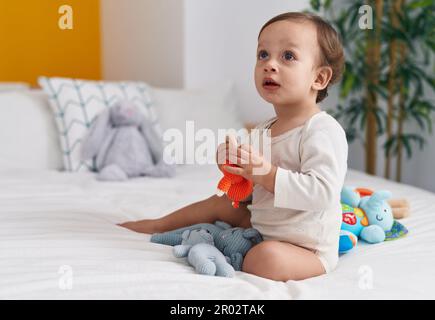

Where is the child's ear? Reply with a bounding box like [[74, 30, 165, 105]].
[[312, 66, 333, 91]]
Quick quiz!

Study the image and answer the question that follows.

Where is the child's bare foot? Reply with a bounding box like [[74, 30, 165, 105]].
[[117, 219, 160, 234]]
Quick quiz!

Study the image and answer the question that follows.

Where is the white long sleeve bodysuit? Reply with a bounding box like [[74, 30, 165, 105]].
[[246, 111, 348, 273]]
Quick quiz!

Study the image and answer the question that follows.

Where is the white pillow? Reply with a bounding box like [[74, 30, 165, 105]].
[[38, 77, 161, 172], [0, 82, 30, 92], [0, 90, 63, 170], [150, 82, 245, 165]]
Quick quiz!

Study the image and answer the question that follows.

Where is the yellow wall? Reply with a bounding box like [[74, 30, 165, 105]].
[[0, 0, 101, 86]]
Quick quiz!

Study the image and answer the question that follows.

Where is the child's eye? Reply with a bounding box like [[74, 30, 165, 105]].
[[283, 51, 295, 61], [257, 50, 268, 60]]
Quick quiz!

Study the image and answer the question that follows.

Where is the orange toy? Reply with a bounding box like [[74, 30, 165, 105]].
[[216, 160, 253, 208], [355, 187, 373, 197]]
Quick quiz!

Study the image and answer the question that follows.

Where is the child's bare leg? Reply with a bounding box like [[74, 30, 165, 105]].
[[214, 195, 252, 229], [242, 240, 326, 281], [118, 194, 251, 234]]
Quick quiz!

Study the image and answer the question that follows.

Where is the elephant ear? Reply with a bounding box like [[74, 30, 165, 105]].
[[341, 186, 361, 207], [81, 108, 112, 160], [372, 190, 392, 202], [243, 228, 263, 244], [366, 190, 392, 210]]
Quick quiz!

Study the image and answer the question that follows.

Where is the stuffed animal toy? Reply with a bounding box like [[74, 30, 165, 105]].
[[388, 198, 410, 219], [81, 100, 175, 181], [355, 187, 410, 219], [151, 220, 263, 271], [213, 225, 263, 271], [216, 159, 253, 208], [339, 186, 408, 254], [173, 229, 235, 277], [150, 221, 227, 246]]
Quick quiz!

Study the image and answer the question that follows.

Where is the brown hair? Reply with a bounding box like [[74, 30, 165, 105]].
[[258, 12, 345, 103]]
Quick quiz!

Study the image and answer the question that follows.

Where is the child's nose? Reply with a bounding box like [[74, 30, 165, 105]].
[[264, 64, 277, 73]]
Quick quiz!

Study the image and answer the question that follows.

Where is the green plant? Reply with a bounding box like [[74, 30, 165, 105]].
[[308, 0, 435, 181]]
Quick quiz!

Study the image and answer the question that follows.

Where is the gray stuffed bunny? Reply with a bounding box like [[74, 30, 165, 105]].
[[81, 100, 175, 181], [173, 229, 235, 277]]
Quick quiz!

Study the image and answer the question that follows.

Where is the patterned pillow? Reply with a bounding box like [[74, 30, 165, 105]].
[[38, 77, 161, 172]]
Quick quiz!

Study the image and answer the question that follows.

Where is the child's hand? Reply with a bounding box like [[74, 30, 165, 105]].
[[216, 134, 239, 172], [222, 143, 277, 192]]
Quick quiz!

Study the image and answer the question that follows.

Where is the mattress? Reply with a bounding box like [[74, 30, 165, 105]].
[[0, 165, 433, 299]]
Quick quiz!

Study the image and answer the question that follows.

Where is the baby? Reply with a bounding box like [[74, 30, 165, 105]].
[[119, 12, 348, 282]]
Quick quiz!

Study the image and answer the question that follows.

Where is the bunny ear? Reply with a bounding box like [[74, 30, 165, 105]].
[[81, 108, 112, 160], [139, 116, 164, 164], [243, 228, 263, 244]]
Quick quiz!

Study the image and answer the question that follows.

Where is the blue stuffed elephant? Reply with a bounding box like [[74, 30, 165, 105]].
[[81, 100, 175, 181], [151, 220, 263, 271], [339, 186, 394, 253], [213, 225, 263, 271], [173, 229, 235, 277]]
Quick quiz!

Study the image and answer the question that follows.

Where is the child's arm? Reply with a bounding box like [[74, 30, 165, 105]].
[[272, 126, 348, 212], [254, 166, 277, 193], [222, 123, 347, 212]]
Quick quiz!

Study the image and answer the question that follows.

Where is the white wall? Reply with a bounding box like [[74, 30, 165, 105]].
[[101, 0, 184, 88], [183, 0, 310, 124], [102, 0, 310, 123], [100, 0, 435, 193]]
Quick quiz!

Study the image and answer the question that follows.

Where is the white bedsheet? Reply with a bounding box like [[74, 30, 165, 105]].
[[0, 165, 434, 299]]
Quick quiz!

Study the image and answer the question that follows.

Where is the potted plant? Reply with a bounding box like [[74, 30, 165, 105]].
[[308, 0, 435, 181]]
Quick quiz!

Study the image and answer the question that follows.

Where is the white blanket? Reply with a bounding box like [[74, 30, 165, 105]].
[[0, 165, 434, 299]]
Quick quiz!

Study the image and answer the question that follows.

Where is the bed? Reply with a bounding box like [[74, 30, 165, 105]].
[[1, 164, 434, 299], [0, 86, 434, 300]]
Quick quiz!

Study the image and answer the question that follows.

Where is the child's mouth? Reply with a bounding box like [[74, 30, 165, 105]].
[[262, 78, 281, 90]]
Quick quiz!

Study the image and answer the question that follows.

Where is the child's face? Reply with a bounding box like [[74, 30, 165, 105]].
[[255, 20, 322, 107]]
